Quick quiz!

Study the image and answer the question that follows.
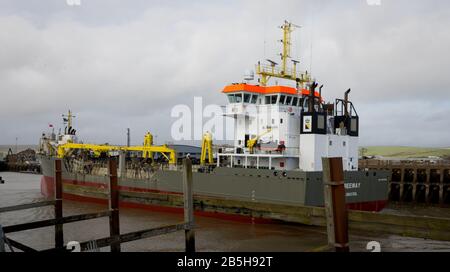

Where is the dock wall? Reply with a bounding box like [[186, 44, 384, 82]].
[[360, 160, 450, 206]]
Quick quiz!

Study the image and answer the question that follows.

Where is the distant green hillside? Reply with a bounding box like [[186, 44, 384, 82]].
[[360, 146, 450, 159]]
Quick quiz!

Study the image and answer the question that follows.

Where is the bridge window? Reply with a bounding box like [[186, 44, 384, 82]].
[[279, 95, 286, 105], [271, 95, 278, 104], [244, 93, 251, 103], [251, 95, 258, 104], [292, 97, 298, 107], [235, 93, 243, 103], [286, 96, 292, 105], [265, 96, 270, 105], [227, 93, 243, 104]]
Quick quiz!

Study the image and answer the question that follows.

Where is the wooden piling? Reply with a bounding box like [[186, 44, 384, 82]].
[[400, 168, 405, 202], [440, 168, 445, 206], [54, 159, 64, 249], [322, 157, 349, 252], [425, 168, 431, 204], [108, 158, 121, 252], [183, 158, 195, 253], [412, 168, 417, 203]]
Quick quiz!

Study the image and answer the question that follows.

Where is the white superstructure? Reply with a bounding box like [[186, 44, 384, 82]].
[[217, 21, 360, 172], [218, 84, 359, 172]]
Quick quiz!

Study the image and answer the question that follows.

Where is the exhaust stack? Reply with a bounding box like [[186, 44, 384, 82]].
[[344, 89, 351, 117], [309, 82, 318, 112]]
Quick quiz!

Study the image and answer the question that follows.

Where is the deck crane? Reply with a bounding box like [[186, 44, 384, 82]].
[[143, 132, 154, 159], [57, 133, 177, 164], [247, 128, 273, 154], [200, 132, 213, 165]]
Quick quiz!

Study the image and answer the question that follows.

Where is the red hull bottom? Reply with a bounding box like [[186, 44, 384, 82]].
[[41, 176, 387, 224]]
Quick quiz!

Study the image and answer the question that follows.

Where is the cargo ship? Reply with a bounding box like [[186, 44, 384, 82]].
[[38, 22, 389, 221]]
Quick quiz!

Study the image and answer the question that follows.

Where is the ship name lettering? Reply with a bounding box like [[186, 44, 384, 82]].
[[345, 183, 361, 189]]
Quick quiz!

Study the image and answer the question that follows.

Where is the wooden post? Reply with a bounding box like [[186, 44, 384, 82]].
[[183, 158, 195, 253], [398, 169, 404, 203], [109, 158, 121, 252], [54, 159, 64, 249], [322, 157, 349, 252], [426, 168, 431, 204], [440, 168, 445, 206], [412, 168, 417, 203]]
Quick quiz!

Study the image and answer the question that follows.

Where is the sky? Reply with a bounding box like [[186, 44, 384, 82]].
[[0, 0, 449, 147]]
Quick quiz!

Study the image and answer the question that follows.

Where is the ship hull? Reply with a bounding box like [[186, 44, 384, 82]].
[[39, 156, 389, 222]]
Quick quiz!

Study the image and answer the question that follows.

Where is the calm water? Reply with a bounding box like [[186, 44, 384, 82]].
[[1, 172, 449, 252]]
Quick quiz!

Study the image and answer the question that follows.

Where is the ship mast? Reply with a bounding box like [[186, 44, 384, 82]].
[[62, 110, 75, 130], [281, 20, 293, 75], [256, 21, 311, 87]]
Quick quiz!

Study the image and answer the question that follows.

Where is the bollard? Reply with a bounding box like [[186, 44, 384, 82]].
[[322, 157, 350, 252], [183, 158, 195, 253]]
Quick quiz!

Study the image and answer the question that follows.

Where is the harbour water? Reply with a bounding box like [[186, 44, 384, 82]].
[[1, 172, 450, 252]]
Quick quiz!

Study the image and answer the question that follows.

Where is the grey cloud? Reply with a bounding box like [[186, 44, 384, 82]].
[[0, 0, 449, 147]]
